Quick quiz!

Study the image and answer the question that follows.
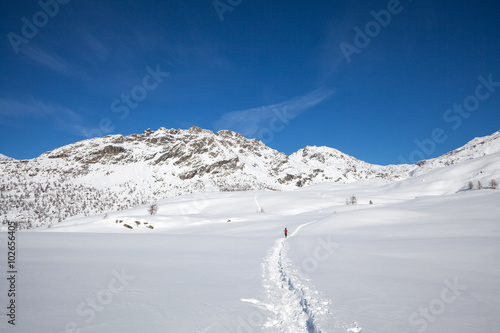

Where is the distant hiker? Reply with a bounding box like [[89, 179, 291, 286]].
[[284, 228, 288, 238]]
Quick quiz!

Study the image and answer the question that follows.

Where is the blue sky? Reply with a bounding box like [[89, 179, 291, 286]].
[[1, 0, 499, 165]]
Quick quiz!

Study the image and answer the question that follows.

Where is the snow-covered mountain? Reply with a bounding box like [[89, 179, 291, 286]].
[[6, 142, 499, 333], [0, 153, 15, 161], [1, 127, 499, 229]]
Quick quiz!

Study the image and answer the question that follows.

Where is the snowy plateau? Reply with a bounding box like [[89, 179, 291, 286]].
[[0, 127, 499, 333]]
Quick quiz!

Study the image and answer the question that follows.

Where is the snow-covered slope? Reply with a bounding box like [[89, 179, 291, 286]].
[[411, 130, 500, 175], [3, 146, 499, 333], [287, 145, 412, 184], [0, 153, 15, 161], [0, 127, 499, 229]]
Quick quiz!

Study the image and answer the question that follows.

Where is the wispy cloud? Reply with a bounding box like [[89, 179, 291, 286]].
[[316, 22, 348, 84], [0, 96, 86, 135], [213, 87, 335, 137], [79, 31, 110, 62], [21, 45, 76, 77]]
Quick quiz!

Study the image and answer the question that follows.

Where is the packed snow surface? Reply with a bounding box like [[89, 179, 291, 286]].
[[1, 141, 499, 332]]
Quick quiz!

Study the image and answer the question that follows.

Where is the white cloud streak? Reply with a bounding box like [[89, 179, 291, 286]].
[[213, 87, 335, 137], [0, 96, 86, 135], [21, 45, 76, 77]]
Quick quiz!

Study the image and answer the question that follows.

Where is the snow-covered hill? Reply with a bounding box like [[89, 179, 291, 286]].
[[0, 153, 15, 161], [0, 127, 499, 229], [3, 142, 499, 333], [410, 130, 500, 176]]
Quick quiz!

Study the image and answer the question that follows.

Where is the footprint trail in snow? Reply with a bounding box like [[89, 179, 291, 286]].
[[243, 220, 361, 332], [262, 236, 326, 332]]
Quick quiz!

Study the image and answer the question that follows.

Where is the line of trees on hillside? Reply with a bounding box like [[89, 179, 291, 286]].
[[467, 179, 498, 190]]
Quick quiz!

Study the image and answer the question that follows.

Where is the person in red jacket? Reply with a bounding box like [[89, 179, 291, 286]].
[[284, 228, 288, 238]]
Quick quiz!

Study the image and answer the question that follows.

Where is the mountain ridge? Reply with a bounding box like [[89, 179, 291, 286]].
[[1, 127, 499, 229]]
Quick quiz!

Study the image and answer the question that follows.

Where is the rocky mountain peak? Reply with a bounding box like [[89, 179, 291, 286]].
[[1, 127, 499, 229]]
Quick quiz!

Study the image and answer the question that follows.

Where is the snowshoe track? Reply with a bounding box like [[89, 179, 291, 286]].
[[262, 221, 330, 333]]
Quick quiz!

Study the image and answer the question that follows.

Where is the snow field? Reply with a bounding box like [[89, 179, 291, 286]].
[[288, 190, 500, 332]]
